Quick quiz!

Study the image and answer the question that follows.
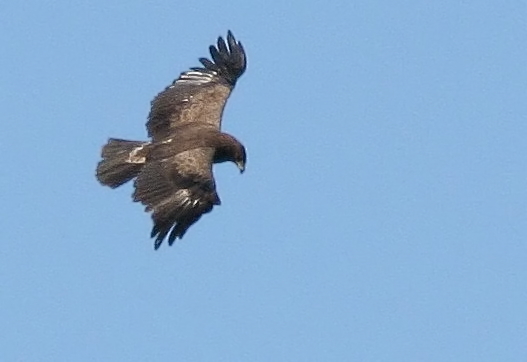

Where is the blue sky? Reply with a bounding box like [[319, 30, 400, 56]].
[[1, 1, 526, 361]]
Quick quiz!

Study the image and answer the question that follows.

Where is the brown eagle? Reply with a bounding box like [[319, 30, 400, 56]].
[[96, 31, 247, 249]]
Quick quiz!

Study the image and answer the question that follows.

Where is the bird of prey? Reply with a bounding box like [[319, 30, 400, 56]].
[[96, 31, 247, 249]]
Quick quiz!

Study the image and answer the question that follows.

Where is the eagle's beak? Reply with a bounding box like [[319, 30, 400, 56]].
[[236, 161, 245, 174]]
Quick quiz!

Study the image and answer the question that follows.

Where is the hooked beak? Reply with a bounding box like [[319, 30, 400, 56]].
[[236, 161, 245, 174]]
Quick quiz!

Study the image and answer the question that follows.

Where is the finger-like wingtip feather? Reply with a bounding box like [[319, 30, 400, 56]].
[[168, 229, 180, 246], [204, 31, 247, 86], [217, 36, 228, 54], [178, 31, 246, 87], [227, 31, 236, 48], [153, 226, 171, 249], [199, 57, 219, 72], [209, 45, 224, 66]]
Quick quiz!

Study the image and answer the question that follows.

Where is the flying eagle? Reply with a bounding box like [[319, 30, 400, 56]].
[[96, 31, 247, 249]]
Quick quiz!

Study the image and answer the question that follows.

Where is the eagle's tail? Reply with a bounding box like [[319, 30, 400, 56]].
[[96, 138, 149, 188]]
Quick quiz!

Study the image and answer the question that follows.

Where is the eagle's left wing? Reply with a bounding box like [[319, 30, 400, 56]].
[[147, 31, 246, 142], [132, 148, 220, 249]]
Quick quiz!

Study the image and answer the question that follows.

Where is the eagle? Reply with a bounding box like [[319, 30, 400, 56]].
[[96, 31, 247, 249]]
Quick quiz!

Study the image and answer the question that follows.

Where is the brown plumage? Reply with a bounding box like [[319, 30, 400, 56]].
[[96, 31, 247, 249]]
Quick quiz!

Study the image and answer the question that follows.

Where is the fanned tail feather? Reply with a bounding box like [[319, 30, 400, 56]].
[[96, 138, 149, 188]]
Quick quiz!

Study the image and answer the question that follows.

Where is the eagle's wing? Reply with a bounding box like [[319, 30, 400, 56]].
[[147, 31, 246, 141], [132, 148, 220, 249]]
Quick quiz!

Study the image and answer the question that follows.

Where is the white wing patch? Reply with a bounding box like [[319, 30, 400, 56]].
[[126, 145, 147, 164], [175, 189, 200, 209], [174, 70, 217, 85]]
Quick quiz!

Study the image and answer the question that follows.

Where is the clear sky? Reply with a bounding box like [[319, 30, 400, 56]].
[[1, 1, 526, 361]]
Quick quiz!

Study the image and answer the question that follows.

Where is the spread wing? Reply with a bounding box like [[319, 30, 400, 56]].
[[147, 31, 247, 141], [132, 148, 220, 249]]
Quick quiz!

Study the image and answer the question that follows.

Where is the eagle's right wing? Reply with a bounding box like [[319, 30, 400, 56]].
[[147, 31, 246, 141], [132, 148, 220, 249]]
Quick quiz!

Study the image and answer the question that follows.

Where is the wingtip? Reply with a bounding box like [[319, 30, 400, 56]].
[[204, 30, 246, 85], [217, 35, 228, 54], [167, 234, 178, 246], [168, 227, 185, 246], [150, 225, 158, 238], [226, 30, 235, 47]]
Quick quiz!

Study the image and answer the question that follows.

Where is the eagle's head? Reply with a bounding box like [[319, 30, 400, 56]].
[[213, 134, 246, 174], [233, 145, 246, 174]]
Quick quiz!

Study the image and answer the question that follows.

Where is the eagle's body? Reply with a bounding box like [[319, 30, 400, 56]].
[[96, 31, 247, 249]]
